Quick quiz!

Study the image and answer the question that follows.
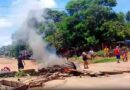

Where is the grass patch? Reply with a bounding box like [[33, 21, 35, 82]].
[[71, 56, 116, 63], [93, 57, 116, 63], [71, 56, 117, 64], [71, 55, 83, 62], [15, 70, 27, 78]]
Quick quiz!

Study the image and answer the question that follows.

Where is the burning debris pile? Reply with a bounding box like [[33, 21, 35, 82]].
[[0, 61, 82, 90], [38, 62, 77, 75], [27, 62, 83, 89]]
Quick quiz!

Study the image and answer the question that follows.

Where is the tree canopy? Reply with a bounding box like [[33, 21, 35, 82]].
[[1, 0, 130, 57], [126, 11, 130, 22], [41, 0, 129, 53]]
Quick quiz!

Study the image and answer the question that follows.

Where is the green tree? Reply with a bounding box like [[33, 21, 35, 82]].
[[43, 0, 129, 53], [100, 20, 129, 42], [126, 11, 130, 22], [11, 0, 130, 56]]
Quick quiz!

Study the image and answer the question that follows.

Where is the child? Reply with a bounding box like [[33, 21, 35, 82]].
[[122, 50, 128, 62]]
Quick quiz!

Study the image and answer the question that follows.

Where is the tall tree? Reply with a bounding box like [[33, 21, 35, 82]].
[[56, 0, 129, 51], [126, 11, 130, 22], [11, 0, 130, 56]]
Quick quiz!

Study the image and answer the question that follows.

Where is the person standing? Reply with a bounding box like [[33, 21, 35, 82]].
[[114, 46, 120, 63], [82, 52, 88, 69], [104, 46, 109, 57], [17, 54, 25, 71], [122, 49, 128, 62]]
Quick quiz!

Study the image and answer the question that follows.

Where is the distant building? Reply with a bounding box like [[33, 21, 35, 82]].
[[116, 40, 130, 48], [125, 40, 130, 47]]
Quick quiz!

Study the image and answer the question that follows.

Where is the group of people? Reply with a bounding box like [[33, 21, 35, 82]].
[[104, 46, 128, 63], [114, 46, 128, 63], [17, 46, 128, 70], [82, 46, 129, 69]]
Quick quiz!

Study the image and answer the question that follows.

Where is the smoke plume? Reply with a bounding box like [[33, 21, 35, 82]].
[[12, 0, 67, 68]]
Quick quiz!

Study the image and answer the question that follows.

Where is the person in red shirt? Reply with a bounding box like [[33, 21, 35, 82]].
[[114, 46, 120, 63]]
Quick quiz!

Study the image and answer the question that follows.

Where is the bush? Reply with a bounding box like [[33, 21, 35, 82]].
[[95, 50, 104, 57], [15, 71, 26, 77]]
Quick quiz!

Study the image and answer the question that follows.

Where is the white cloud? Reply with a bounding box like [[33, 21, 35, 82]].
[[39, 0, 57, 8], [0, 0, 57, 30], [0, 18, 13, 29], [0, 0, 57, 47], [8, 0, 57, 28]]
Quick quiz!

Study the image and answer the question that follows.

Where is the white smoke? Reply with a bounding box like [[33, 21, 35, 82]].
[[12, 0, 67, 68]]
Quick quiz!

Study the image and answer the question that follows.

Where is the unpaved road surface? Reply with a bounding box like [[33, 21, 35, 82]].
[[0, 58, 37, 71], [0, 58, 130, 89], [44, 61, 130, 90], [44, 73, 130, 90]]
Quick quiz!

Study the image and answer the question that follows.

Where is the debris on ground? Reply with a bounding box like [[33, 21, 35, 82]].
[[0, 80, 28, 90], [1, 61, 130, 90]]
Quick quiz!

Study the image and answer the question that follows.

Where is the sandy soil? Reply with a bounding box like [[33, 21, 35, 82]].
[[0, 58, 130, 90], [0, 58, 37, 72], [43, 73, 130, 90], [44, 60, 130, 90]]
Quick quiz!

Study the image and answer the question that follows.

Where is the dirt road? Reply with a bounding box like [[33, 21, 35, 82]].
[[44, 61, 130, 90], [0, 58, 37, 71], [0, 58, 130, 89]]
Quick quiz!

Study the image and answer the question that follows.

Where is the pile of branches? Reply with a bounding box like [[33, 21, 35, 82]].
[[38, 62, 81, 76], [28, 62, 83, 88]]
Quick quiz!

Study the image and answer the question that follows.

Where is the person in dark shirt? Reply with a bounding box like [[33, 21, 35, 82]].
[[82, 52, 89, 69], [17, 54, 25, 70]]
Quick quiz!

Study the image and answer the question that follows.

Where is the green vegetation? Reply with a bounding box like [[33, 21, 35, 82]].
[[15, 71, 27, 78], [93, 57, 116, 63], [71, 56, 116, 64], [15, 70, 37, 78], [95, 50, 104, 57], [38, 0, 130, 54]]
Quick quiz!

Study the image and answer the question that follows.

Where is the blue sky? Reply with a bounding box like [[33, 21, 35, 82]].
[[0, 0, 130, 47]]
